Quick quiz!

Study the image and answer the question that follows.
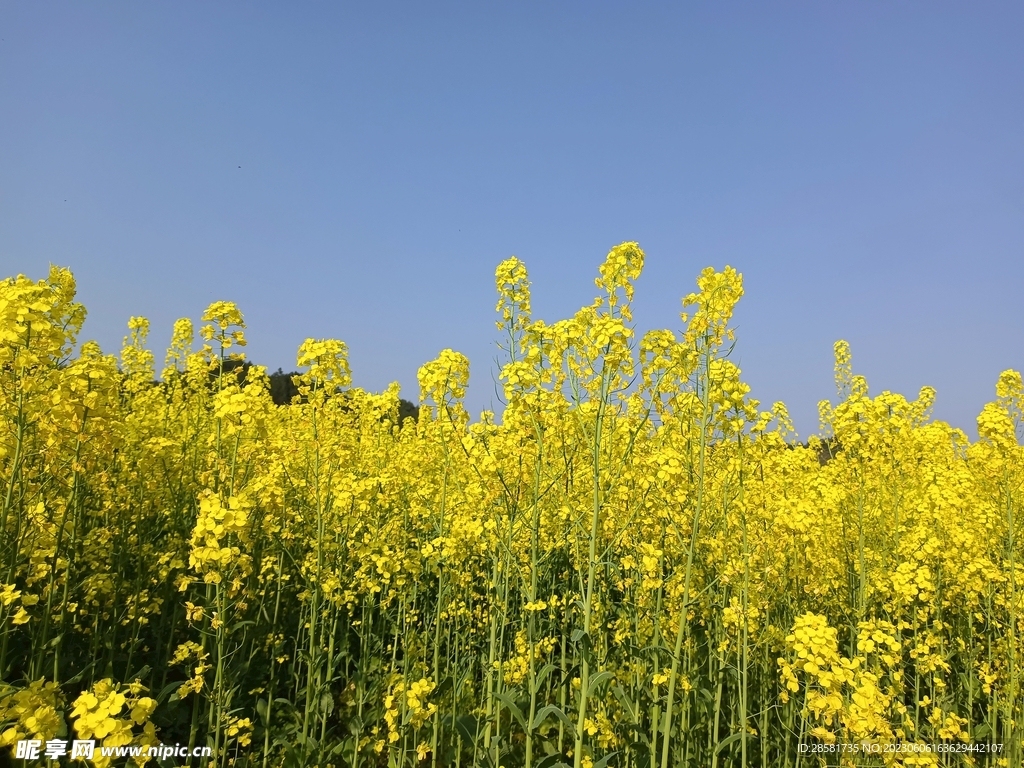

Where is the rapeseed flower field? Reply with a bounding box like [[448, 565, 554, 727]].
[[1, 244, 1021, 767]]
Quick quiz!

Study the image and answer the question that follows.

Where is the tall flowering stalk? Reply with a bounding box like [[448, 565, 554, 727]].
[[1, 253, 1021, 767]]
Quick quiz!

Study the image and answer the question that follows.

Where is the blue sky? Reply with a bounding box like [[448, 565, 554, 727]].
[[2, 2, 1022, 438]]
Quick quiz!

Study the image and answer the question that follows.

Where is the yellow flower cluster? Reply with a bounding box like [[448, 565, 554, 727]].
[[200, 301, 247, 353], [384, 677, 437, 744], [2, 250, 1022, 767], [189, 490, 252, 584], [0, 679, 65, 747], [68, 680, 158, 766], [0, 582, 35, 626], [223, 713, 253, 747]]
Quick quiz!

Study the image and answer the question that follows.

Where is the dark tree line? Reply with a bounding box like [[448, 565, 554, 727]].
[[213, 360, 419, 424]]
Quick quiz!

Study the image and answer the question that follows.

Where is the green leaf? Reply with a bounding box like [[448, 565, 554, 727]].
[[535, 662, 557, 690], [455, 717, 494, 768], [455, 715, 482, 745], [532, 704, 576, 738], [587, 670, 614, 696], [537, 755, 572, 768], [157, 680, 184, 704], [126, 664, 152, 683], [347, 714, 364, 735], [611, 685, 637, 723], [494, 691, 528, 730], [628, 738, 652, 755], [593, 751, 619, 768], [319, 691, 334, 715], [64, 661, 98, 686], [714, 730, 754, 755]]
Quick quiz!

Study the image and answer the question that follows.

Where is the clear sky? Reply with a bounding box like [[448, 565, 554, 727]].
[[2, 2, 1022, 438]]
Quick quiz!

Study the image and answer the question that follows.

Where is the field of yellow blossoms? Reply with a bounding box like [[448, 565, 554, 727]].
[[1, 243, 1021, 767]]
